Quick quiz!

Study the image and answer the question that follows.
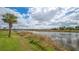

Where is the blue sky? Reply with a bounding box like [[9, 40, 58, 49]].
[[8, 7, 29, 14], [8, 7, 30, 19]]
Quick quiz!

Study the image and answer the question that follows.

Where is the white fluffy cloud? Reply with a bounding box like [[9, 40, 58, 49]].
[[29, 7, 79, 28], [0, 7, 79, 29]]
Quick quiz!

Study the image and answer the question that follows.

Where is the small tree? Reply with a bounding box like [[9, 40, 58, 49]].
[[2, 13, 17, 37]]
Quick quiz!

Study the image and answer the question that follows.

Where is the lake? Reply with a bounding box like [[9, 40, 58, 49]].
[[32, 31, 79, 50]]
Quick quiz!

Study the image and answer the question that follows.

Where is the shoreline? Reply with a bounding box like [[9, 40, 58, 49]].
[[0, 29, 79, 32], [17, 31, 68, 51], [3, 30, 79, 32]]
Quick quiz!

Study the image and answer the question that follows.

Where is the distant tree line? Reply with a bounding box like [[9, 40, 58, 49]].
[[51, 26, 79, 30]]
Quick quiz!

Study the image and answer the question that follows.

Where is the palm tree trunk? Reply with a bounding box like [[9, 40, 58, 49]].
[[8, 23, 12, 37]]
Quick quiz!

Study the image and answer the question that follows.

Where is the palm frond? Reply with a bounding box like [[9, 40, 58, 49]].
[[2, 13, 17, 23]]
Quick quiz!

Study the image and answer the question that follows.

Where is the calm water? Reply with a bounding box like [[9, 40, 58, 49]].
[[32, 31, 79, 50]]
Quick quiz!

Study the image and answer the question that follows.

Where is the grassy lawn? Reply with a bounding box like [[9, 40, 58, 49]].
[[0, 30, 66, 51], [0, 30, 22, 51]]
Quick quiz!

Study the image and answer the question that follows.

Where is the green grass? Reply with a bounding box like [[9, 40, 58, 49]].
[[0, 30, 65, 51], [0, 30, 21, 51]]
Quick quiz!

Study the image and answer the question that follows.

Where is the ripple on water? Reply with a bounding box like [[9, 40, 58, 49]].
[[32, 32, 79, 50]]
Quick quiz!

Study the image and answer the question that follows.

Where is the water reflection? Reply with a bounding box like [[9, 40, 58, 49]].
[[33, 31, 79, 51]]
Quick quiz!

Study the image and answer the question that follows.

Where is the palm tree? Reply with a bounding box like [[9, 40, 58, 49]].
[[2, 13, 17, 37]]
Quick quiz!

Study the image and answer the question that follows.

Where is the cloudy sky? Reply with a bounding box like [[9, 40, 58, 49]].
[[0, 7, 79, 29]]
